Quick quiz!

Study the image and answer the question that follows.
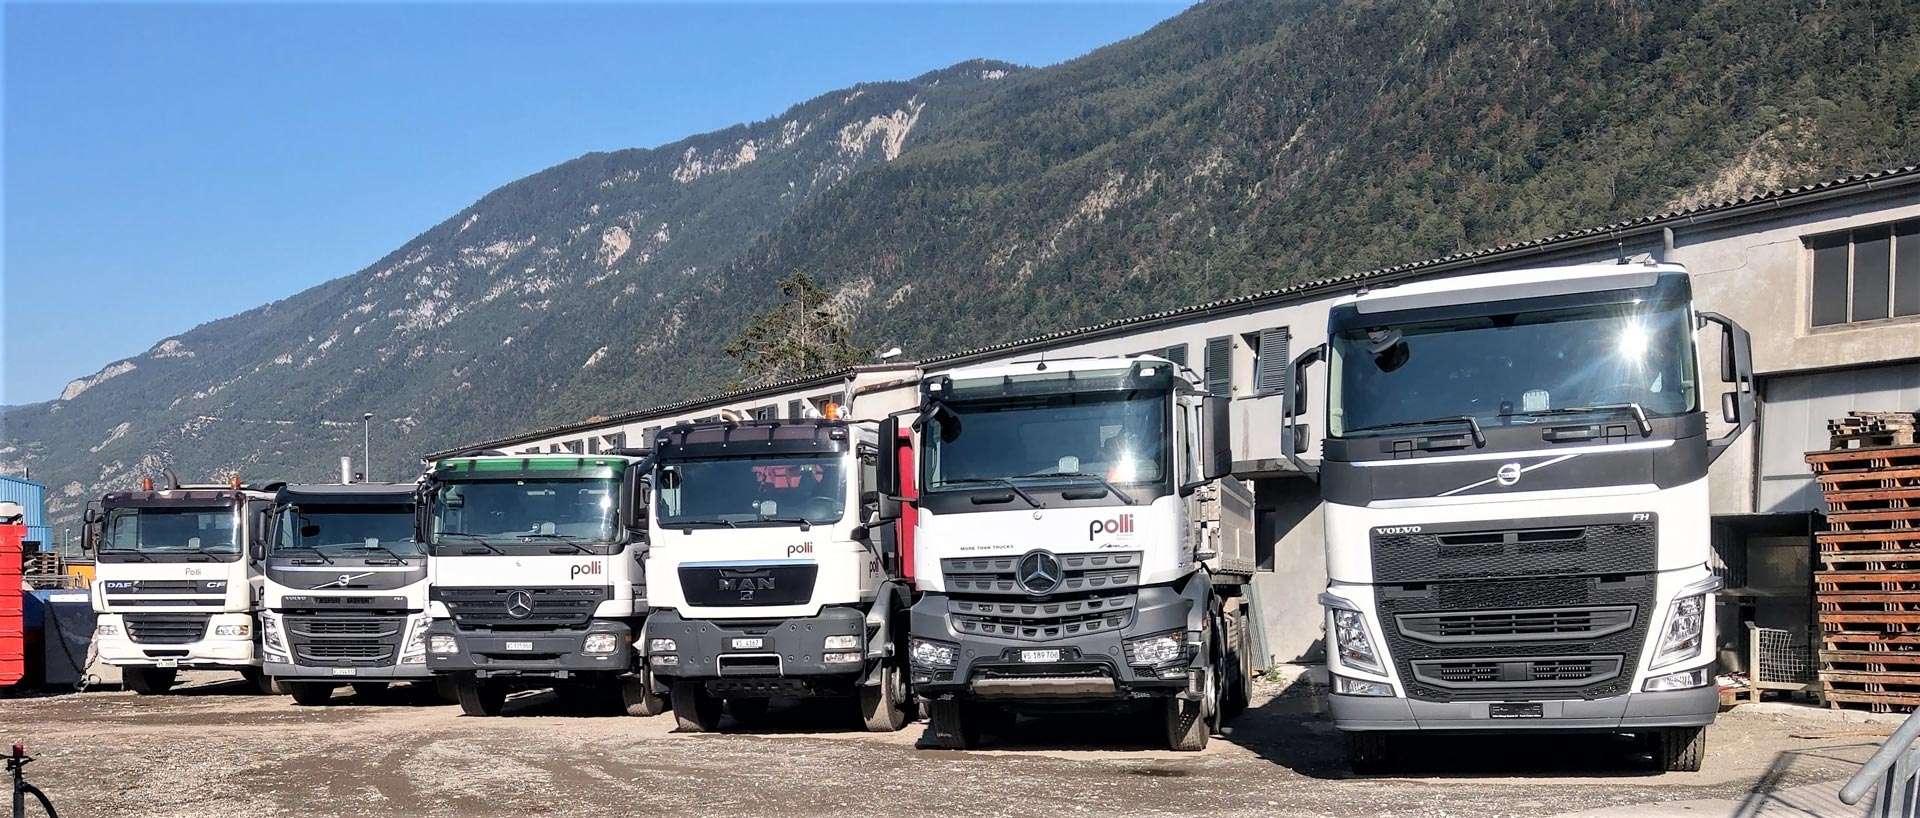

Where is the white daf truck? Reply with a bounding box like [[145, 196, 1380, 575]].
[[258, 483, 432, 705], [884, 355, 1260, 750], [83, 476, 280, 695], [1282, 262, 1754, 772], [419, 451, 665, 717], [642, 415, 915, 732]]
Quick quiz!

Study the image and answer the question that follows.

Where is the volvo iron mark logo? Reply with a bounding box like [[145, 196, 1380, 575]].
[[1016, 550, 1064, 595], [505, 590, 535, 619], [1496, 462, 1523, 487]]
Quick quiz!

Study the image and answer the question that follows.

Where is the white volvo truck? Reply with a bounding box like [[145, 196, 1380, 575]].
[[83, 476, 280, 695], [258, 483, 432, 705], [420, 452, 665, 717], [885, 355, 1260, 750], [642, 416, 916, 732], [1282, 262, 1754, 772]]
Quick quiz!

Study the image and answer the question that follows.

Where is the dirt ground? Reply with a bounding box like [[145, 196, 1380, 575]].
[[0, 669, 1895, 818]]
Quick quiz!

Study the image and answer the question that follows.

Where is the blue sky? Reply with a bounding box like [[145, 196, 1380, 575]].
[[2, 2, 1186, 405]]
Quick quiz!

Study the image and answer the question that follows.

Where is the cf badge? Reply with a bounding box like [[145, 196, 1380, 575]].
[[1016, 550, 1063, 595]]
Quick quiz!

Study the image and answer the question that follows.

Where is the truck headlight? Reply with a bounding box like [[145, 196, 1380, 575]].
[[259, 615, 289, 661], [1651, 594, 1706, 669], [96, 622, 121, 638], [213, 622, 251, 638], [823, 635, 860, 650], [583, 633, 620, 656], [1332, 609, 1384, 675], [400, 620, 429, 665], [648, 638, 677, 654], [1643, 666, 1711, 692], [823, 652, 862, 664], [649, 655, 678, 667], [428, 634, 459, 655], [909, 638, 956, 668], [1333, 674, 1393, 697], [1124, 632, 1186, 667]]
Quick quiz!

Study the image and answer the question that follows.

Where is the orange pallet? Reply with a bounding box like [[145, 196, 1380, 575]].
[[1824, 507, 1920, 533], [1807, 445, 1920, 475]]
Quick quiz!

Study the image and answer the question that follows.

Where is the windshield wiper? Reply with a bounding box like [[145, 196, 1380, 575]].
[[1344, 415, 1486, 447], [1022, 472, 1138, 505], [744, 515, 814, 532], [1521, 403, 1653, 437], [354, 542, 414, 562], [515, 533, 593, 553], [932, 478, 1045, 509], [275, 545, 335, 565], [672, 519, 740, 530], [435, 532, 503, 554], [98, 549, 153, 561]]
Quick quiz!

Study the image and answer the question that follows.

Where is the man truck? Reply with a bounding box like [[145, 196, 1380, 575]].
[[257, 482, 432, 705], [83, 475, 280, 695], [1282, 262, 1754, 772], [419, 451, 665, 717], [642, 414, 915, 732], [882, 355, 1260, 750]]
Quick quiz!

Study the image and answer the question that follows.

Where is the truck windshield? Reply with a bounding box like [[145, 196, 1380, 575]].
[[103, 507, 238, 555], [1329, 297, 1698, 437], [276, 504, 421, 557], [923, 390, 1168, 496], [431, 478, 618, 544], [656, 455, 846, 528]]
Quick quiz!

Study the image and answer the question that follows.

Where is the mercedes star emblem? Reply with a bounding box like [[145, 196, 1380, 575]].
[[505, 589, 535, 618], [1016, 550, 1064, 595]]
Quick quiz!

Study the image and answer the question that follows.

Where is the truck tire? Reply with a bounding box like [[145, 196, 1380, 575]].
[[242, 668, 279, 695], [1165, 694, 1210, 751], [351, 682, 390, 699], [1347, 732, 1397, 773], [455, 677, 506, 717], [924, 699, 980, 749], [619, 674, 669, 717], [286, 681, 336, 706], [860, 662, 909, 732], [124, 667, 176, 695], [1223, 607, 1252, 719], [1654, 727, 1706, 772], [672, 681, 722, 732]]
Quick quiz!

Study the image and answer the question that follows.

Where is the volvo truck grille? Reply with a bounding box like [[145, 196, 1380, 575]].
[[124, 613, 211, 644], [678, 564, 818, 608], [1376, 574, 1654, 703], [940, 551, 1142, 597], [284, 611, 407, 667], [433, 587, 608, 629], [1370, 517, 1656, 583]]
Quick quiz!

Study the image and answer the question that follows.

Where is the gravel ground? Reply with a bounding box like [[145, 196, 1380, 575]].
[[0, 670, 1890, 818]]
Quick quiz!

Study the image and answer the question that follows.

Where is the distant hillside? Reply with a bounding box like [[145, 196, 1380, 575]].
[[7, 0, 1919, 531]]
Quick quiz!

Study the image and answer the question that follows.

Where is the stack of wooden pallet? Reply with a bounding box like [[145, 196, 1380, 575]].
[[1829, 411, 1919, 449], [1809, 433, 1920, 711]]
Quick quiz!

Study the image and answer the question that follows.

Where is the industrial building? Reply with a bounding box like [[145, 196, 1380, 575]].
[[0, 474, 54, 553], [430, 164, 1920, 672]]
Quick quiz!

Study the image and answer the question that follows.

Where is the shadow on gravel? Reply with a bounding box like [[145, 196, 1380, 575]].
[[1733, 744, 1875, 818]]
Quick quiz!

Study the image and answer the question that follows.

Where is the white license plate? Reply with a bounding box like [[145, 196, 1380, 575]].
[[1020, 649, 1061, 663], [331, 667, 358, 676], [155, 658, 179, 668], [505, 641, 534, 652], [731, 638, 764, 650]]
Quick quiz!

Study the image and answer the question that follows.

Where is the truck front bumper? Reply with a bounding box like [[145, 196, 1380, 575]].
[[94, 612, 258, 669], [425, 619, 633, 680], [908, 581, 1205, 703], [645, 607, 866, 696], [263, 659, 431, 682], [1329, 684, 1719, 732]]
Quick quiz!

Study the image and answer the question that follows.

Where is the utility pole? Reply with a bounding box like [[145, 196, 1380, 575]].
[[362, 413, 374, 483]]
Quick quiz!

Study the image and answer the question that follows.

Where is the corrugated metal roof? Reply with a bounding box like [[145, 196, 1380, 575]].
[[438, 162, 1920, 457]]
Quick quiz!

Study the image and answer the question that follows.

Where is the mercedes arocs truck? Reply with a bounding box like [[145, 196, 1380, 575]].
[[258, 482, 431, 705], [1282, 262, 1754, 772], [83, 476, 280, 695], [642, 415, 915, 732], [420, 452, 664, 717], [884, 355, 1259, 750]]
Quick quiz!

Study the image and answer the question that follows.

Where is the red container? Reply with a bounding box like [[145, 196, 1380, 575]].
[[0, 522, 23, 688]]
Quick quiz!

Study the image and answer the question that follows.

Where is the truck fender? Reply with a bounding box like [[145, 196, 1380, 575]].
[[860, 579, 913, 687], [1179, 567, 1215, 670]]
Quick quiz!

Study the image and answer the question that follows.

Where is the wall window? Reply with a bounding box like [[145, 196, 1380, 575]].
[[1205, 337, 1232, 396], [1810, 218, 1920, 327], [751, 406, 776, 421], [1249, 327, 1291, 396], [787, 400, 803, 419]]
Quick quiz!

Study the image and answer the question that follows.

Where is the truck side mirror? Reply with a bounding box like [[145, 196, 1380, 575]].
[[875, 417, 902, 498], [1282, 344, 1326, 479], [1202, 395, 1232, 480], [413, 486, 435, 543], [1699, 311, 1756, 464], [621, 469, 651, 533], [80, 506, 100, 553], [1721, 391, 1741, 425]]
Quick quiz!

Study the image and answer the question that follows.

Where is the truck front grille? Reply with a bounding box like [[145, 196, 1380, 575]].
[[940, 551, 1142, 597], [1410, 655, 1624, 691], [1370, 519, 1656, 583], [433, 587, 607, 630], [284, 611, 407, 667], [124, 613, 211, 644], [949, 594, 1135, 642], [1395, 606, 1637, 643]]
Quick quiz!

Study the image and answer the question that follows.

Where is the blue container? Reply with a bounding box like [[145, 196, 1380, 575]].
[[0, 475, 53, 550]]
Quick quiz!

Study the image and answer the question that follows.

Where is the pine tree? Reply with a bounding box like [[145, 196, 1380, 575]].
[[725, 271, 866, 388]]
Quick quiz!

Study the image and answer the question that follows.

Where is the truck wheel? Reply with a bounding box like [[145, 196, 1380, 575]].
[[619, 674, 669, 717], [861, 662, 910, 732], [455, 677, 506, 717], [286, 681, 336, 706], [727, 697, 771, 725], [351, 682, 390, 699], [242, 668, 279, 695], [1165, 694, 1210, 751], [1223, 607, 1252, 719], [672, 681, 722, 732], [124, 667, 177, 695], [925, 699, 981, 749], [1654, 727, 1706, 772], [1347, 732, 1397, 773]]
